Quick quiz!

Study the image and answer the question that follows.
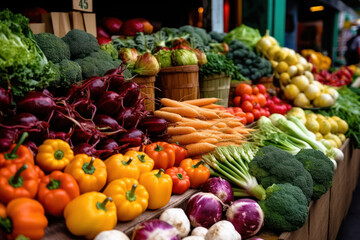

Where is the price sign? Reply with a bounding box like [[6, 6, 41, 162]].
[[73, 0, 93, 12]]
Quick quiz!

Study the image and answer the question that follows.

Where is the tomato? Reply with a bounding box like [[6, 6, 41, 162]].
[[256, 93, 267, 107], [265, 110, 271, 117], [253, 102, 261, 110], [272, 96, 282, 104], [252, 109, 261, 120], [241, 94, 252, 102], [241, 101, 253, 113], [259, 108, 267, 117], [285, 103, 293, 111], [233, 96, 241, 107], [245, 112, 255, 124], [257, 84, 267, 94], [235, 83, 253, 96], [233, 107, 243, 113], [227, 107, 234, 114], [237, 117, 247, 125], [235, 112, 246, 118], [266, 99, 274, 107], [250, 95, 259, 105], [252, 86, 259, 95], [264, 92, 271, 99]]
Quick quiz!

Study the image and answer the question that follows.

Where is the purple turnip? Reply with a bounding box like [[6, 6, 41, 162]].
[[202, 177, 234, 205]]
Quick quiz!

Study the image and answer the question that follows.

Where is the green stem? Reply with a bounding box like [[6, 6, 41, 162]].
[[47, 179, 61, 190], [54, 150, 64, 160], [122, 157, 133, 166], [155, 168, 165, 178], [126, 184, 137, 202], [176, 173, 183, 180], [192, 160, 205, 169], [137, 154, 146, 163], [0, 216, 12, 233], [96, 197, 112, 212], [5, 132, 28, 160], [155, 144, 163, 152], [82, 157, 96, 175], [9, 164, 27, 188]]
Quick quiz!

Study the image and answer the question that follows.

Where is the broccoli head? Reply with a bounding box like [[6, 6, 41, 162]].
[[295, 149, 334, 200], [209, 31, 227, 43], [51, 59, 82, 88], [62, 29, 100, 59], [259, 183, 308, 233], [249, 145, 313, 203], [100, 43, 118, 60], [35, 32, 70, 64]]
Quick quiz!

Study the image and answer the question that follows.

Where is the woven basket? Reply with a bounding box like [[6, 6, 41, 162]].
[[200, 73, 231, 107], [156, 65, 200, 101], [132, 75, 156, 111]]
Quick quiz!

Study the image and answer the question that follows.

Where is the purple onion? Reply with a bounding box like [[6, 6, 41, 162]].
[[185, 192, 223, 228], [132, 219, 181, 240], [226, 199, 264, 238], [202, 177, 234, 205]]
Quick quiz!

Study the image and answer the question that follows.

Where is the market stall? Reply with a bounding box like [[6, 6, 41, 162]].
[[1, 6, 360, 240]]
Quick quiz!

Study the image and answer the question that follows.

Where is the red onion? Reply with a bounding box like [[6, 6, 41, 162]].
[[202, 177, 234, 205], [132, 219, 181, 240], [185, 192, 223, 228], [226, 199, 264, 238]]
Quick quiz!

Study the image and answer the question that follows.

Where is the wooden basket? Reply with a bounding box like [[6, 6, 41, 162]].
[[200, 73, 231, 107], [156, 65, 200, 101], [132, 75, 156, 111]]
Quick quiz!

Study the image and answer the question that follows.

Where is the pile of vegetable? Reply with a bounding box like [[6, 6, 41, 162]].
[[301, 49, 332, 72], [313, 67, 354, 87], [0, 9, 55, 97]]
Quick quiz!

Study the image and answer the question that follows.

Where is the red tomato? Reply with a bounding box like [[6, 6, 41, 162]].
[[252, 86, 259, 95], [259, 108, 267, 117], [257, 84, 267, 94], [237, 117, 247, 125], [233, 107, 243, 113], [266, 99, 274, 107], [252, 109, 261, 120], [265, 110, 271, 117], [233, 96, 241, 107], [245, 112, 255, 124], [264, 92, 271, 99], [250, 95, 259, 105], [227, 107, 234, 114], [241, 94, 252, 102], [257, 94, 267, 107], [285, 103, 293, 111], [272, 96, 282, 104], [241, 101, 253, 113], [253, 102, 261, 110], [235, 83, 253, 96]]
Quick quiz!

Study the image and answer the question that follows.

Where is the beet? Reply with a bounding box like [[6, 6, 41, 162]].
[[119, 81, 141, 108], [94, 114, 123, 131], [23, 140, 38, 157], [138, 116, 168, 135], [108, 75, 125, 92], [117, 128, 148, 147], [73, 143, 97, 156], [0, 86, 11, 111], [83, 76, 107, 100], [16, 91, 56, 120], [115, 108, 140, 129], [49, 110, 74, 132], [96, 91, 121, 116]]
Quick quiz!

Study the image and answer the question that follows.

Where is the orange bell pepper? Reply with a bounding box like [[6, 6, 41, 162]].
[[37, 171, 80, 217], [105, 154, 140, 183], [0, 198, 48, 240], [144, 142, 175, 170], [64, 154, 107, 194], [179, 159, 210, 188], [0, 163, 38, 204], [124, 150, 154, 174], [0, 132, 34, 168], [165, 167, 190, 194], [171, 143, 188, 166]]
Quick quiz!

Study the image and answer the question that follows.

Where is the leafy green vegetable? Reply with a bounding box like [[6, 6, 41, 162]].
[[199, 52, 241, 80], [171, 49, 198, 66], [0, 9, 56, 97], [52, 59, 82, 88], [100, 42, 118, 60], [113, 37, 136, 50], [209, 31, 227, 43], [62, 29, 100, 59], [35, 32, 70, 63], [155, 50, 172, 68], [134, 32, 155, 53], [224, 24, 261, 50]]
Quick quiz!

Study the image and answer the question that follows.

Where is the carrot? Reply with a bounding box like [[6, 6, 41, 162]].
[[185, 143, 217, 157], [199, 138, 219, 144], [169, 132, 211, 145], [216, 142, 242, 147], [219, 112, 235, 118], [161, 98, 187, 108], [183, 98, 219, 106], [167, 126, 197, 135], [214, 122, 227, 128], [154, 110, 182, 123], [226, 121, 244, 128], [202, 104, 223, 109], [160, 107, 200, 118], [177, 119, 213, 129]]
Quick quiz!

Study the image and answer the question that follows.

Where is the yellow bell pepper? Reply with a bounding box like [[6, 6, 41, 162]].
[[138, 169, 172, 210], [36, 139, 74, 172], [105, 154, 140, 183], [124, 150, 154, 174], [64, 154, 107, 193], [64, 192, 117, 239], [103, 177, 149, 221]]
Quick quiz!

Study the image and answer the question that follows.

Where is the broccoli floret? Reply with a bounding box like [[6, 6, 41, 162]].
[[229, 39, 247, 51], [51, 59, 82, 88], [62, 29, 100, 59], [259, 183, 308, 233], [193, 27, 211, 45], [295, 149, 334, 200], [249, 146, 313, 203], [75, 57, 98, 79], [100, 43, 118, 60], [209, 31, 227, 43], [35, 32, 70, 63]]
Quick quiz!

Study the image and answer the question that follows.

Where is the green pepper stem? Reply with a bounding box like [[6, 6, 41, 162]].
[[0, 216, 12, 233], [87, 157, 95, 170], [176, 173, 183, 180], [96, 197, 112, 212], [12, 164, 27, 185], [122, 157, 133, 166], [82, 158, 96, 175], [5, 132, 28, 160], [126, 184, 137, 202], [137, 154, 146, 163], [47, 179, 61, 190], [54, 150, 64, 160], [192, 160, 204, 169], [155, 144, 163, 152], [155, 168, 165, 178]]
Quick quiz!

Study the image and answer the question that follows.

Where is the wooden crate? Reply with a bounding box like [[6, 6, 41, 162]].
[[309, 191, 330, 240], [200, 73, 231, 107]]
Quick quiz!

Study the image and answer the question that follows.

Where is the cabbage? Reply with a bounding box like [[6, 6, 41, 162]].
[[224, 24, 261, 50], [119, 48, 138, 69], [172, 49, 198, 66], [155, 50, 172, 68], [133, 52, 160, 76]]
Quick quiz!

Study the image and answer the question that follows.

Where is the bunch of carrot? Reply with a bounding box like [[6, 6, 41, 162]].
[[154, 98, 255, 157]]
